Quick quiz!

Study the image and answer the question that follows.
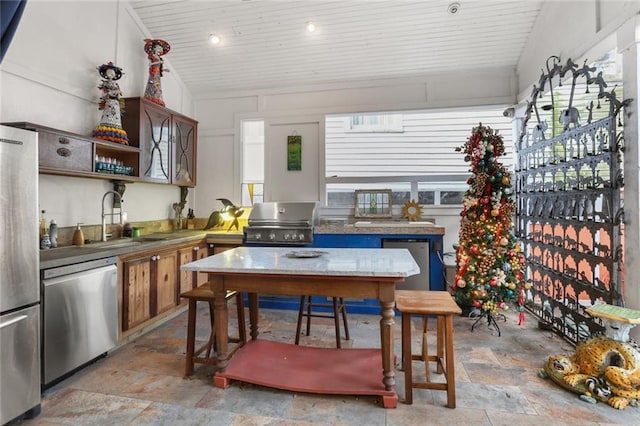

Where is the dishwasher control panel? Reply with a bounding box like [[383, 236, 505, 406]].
[[42, 256, 116, 279]]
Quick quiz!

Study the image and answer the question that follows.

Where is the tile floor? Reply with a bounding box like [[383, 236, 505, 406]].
[[17, 302, 640, 425]]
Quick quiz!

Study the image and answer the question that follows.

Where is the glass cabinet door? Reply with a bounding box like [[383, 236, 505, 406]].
[[172, 115, 197, 186], [140, 103, 171, 183]]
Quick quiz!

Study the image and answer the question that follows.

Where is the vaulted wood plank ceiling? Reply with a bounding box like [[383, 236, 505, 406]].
[[130, 0, 543, 96]]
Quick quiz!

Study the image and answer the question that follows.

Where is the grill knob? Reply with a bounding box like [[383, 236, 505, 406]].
[[269, 232, 276, 240], [284, 234, 291, 240], [298, 233, 305, 241], [254, 233, 261, 240]]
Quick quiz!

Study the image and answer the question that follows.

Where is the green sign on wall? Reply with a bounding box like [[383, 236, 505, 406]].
[[287, 135, 302, 171]]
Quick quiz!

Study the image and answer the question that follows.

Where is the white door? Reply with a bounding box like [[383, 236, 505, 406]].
[[264, 116, 323, 202]]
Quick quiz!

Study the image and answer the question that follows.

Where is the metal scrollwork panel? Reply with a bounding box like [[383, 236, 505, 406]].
[[515, 55, 630, 345]]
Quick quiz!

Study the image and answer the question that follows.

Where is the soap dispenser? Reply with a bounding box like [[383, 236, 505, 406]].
[[72, 223, 85, 246]]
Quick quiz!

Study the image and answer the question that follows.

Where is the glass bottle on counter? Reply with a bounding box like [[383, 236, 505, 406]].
[[40, 210, 47, 239]]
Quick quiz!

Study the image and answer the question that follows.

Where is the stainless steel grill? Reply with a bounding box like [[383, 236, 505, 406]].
[[243, 202, 319, 245]]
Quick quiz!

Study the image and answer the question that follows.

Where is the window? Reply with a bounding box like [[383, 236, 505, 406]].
[[240, 120, 264, 205], [325, 107, 515, 207], [347, 113, 404, 132]]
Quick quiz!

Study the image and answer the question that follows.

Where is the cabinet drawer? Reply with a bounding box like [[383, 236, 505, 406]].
[[38, 132, 93, 172]]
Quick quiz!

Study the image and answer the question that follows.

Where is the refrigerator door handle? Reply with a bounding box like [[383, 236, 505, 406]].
[[0, 314, 28, 329], [0, 137, 23, 146]]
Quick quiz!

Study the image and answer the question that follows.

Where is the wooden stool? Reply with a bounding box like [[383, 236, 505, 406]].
[[295, 295, 350, 348], [395, 290, 461, 407], [181, 282, 247, 376]]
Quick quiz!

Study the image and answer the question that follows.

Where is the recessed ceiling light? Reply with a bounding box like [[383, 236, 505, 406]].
[[448, 2, 460, 14], [306, 22, 316, 33], [209, 34, 221, 45]]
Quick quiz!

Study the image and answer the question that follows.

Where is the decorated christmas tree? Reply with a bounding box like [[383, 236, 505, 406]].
[[453, 124, 528, 326]]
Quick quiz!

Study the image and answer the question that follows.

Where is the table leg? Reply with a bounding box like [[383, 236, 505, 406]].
[[185, 299, 196, 376], [436, 316, 445, 374], [402, 312, 413, 404], [380, 298, 398, 408], [249, 292, 259, 340], [444, 314, 456, 408], [379, 299, 396, 391], [212, 276, 230, 388]]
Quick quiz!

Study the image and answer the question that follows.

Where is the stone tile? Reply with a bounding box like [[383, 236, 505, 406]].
[[130, 401, 236, 425], [387, 405, 492, 426], [120, 373, 213, 406], [196, 383, 294, 418], [522, 384, 640, 425], [33, 388, 150, 425], [116, 351, 186, 377], [462, 362, 527, 386], [130, 336, 187, 357], [22, 308, 640, 425], [444, 382, 537, 415], [485, 410, 595, 426], [65, 366, 149, 395], [289, 393, 385, 425], [230, 414, 316, 426]]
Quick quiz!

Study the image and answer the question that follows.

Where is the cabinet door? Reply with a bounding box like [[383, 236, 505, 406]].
[[194, 241, 210, 287], [172, 115, 197, 186], [178, 246, 195, 297], [212, 243, 238, 254], [38, 131, 93, 172], [139, 103, 171, 183], [122, 256, 152, 331], [177, 241, 210, 300], [153, 250, 178, 315]]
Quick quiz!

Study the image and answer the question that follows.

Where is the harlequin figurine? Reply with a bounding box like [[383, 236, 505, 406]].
[[92, 62, 129, 145], [143, 38, 170, 106]]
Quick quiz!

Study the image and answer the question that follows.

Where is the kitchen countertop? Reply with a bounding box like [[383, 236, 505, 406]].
[[40, 230, 242, 270], [315, 221, 445, 235], [181, 246, 419, 278], [40, 221, 444, 270]]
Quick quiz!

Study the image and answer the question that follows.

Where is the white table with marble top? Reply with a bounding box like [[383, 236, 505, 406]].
[[181, 246, 420, 408]]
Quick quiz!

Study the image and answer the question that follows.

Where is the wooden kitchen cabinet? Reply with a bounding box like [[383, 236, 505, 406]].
[[122, 98, 171, 184], [121, 247, 178, 332], [122, 97, 198, 186], [211, 243, 239, 254], [177, 240, 210, 300], [172, 114, 197, 186], [4, 122, 139, 182], [37, 130, 93, 172]]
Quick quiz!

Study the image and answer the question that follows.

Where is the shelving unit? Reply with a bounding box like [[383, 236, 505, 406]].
[[4, 122, 140, 182], [6, 98, 199, 186]]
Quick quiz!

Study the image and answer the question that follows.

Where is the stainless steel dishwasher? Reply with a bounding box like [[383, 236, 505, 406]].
[[41, 257, 118, 387], [382, 239, 430, 290]]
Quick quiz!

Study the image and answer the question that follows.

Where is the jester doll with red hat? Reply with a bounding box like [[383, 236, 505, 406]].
[[143, 38, 170, 106]]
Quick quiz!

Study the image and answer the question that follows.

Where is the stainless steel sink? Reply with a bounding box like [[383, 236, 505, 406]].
[[133, 235, 169, 241], [82, 240, 141, 249]]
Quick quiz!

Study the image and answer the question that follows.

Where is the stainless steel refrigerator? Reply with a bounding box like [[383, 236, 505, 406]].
[[0, 125, 41, 424]]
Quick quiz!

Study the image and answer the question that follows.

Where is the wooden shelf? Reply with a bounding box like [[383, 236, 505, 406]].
[[3, 122, 141, 182], [214, 339, 397, 407]]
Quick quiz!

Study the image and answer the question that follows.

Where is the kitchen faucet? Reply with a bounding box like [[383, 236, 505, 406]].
[[101, 190, 123, 242]]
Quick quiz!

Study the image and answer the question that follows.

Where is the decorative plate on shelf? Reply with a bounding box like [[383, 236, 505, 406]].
[[284, 250, 328, 258]]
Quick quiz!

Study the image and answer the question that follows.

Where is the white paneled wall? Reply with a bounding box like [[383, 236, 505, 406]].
[[1, 1, 194, 227]]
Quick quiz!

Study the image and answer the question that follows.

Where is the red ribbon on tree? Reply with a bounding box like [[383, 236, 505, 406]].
[[517, 287, 525, 325]]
